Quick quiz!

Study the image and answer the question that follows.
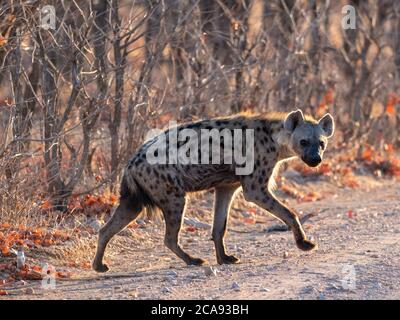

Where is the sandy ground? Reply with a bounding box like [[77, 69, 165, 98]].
[[1, 176, 400, 300]]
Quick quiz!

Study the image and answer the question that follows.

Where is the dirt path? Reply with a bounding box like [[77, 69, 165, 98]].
[[2, 179, 400, 300]]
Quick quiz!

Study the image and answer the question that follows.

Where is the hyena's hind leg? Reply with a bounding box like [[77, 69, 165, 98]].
[[92, 195, 141, 273], [212, 185, 240, 264], [161, 194, 206, 266]]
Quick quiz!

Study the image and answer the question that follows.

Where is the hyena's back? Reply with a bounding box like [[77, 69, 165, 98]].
[[124, 117, 252, 198], [124, 114, 278, 198]]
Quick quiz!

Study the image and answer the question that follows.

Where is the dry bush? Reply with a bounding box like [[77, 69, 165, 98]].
[[0, 0, 399, 224]]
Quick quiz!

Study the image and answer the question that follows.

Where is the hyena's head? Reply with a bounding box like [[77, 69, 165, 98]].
[[284, 109, 334, 167]]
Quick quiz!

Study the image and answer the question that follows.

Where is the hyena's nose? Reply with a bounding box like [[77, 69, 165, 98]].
[[307, 155, 321, 167]]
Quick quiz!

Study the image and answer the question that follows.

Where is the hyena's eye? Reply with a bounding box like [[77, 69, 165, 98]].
[[300, 139, 309, 147], [319, 141, 325, 149]]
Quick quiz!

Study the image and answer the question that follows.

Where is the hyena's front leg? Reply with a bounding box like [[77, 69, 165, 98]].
[[212, 185, 240, 264], [161, 194, 206, 266], [242, 185, 317, 251]]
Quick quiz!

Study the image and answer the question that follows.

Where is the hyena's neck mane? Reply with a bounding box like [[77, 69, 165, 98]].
[[229, 110, 317, 161], [270, 122, 296, 161], [263, 112, 315, 161]]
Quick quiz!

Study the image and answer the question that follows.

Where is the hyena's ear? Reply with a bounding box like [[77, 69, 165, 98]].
[[284, 109, 305, 133], [318, 113, 335, 138]]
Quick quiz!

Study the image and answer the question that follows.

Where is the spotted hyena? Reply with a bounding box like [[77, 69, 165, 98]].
[[93, 109, 334, 272]]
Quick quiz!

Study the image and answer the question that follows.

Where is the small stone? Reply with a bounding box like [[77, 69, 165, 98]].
[[167, 270, 178, 277], [165, 275, 176, 282], [162, 287, 172, 294], [283, 251, 289, 259], [25, 287, 35, 295], [204, 266, 217, 277], [87, 219, 102, 232], [231, 282, 240, 291], [261, 288, 270, 292], [184, 217, 211, 230], [114, 285, 123, 292], [81, 231, 91, 238], [317, 293, 326, 300]]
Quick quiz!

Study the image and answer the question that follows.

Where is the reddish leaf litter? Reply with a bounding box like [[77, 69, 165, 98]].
[[0, 224, 73, 293]]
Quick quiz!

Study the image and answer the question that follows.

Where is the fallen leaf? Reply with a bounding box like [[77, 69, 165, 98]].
[[0, 36, 7, 46], [386, 94, 398, 115], [361, 147, 373, 161], [56, 271, 72, 279], [347, 210, 354, 219], [243, 217, 256, 224], [1, 246, 10, 256], [40, 200, 51, 210], [31, 265, 42, 272], [186, 226, 197, 232]]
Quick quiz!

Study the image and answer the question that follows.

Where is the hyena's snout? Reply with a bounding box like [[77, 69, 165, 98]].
[[302, 153, 322, 167]]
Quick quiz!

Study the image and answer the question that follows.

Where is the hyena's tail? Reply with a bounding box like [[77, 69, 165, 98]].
[[121, 170, 158, 217]]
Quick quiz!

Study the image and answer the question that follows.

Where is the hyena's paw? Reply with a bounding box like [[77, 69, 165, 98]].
[[187, 257, 207, 266], [296, 239, 318, 252], [92, 262, 109, 273], [217, 254, 240, 265]]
